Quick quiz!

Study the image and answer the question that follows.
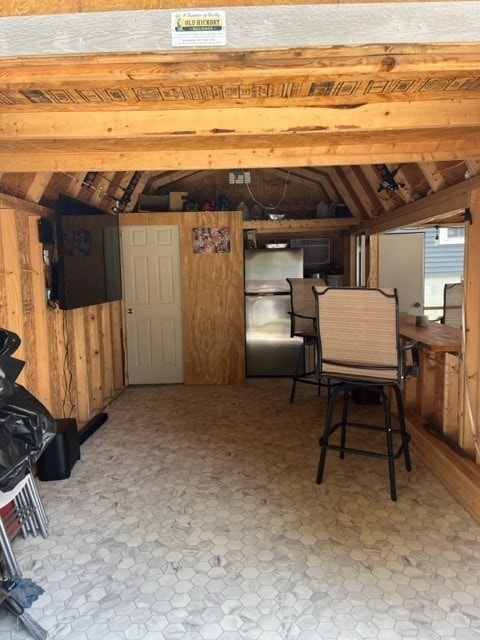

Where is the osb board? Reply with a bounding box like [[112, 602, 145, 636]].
[[120, 211, 246, 385]]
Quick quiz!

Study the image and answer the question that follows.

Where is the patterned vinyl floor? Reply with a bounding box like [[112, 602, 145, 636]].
[[2, 379, 480, 640]]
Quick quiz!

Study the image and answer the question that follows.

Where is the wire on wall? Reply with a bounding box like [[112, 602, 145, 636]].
[[246, 169, 291, 211], [61, 311, 76, 419]]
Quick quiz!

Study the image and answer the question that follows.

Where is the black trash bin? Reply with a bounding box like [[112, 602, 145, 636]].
[[37, 419, 80, 481]]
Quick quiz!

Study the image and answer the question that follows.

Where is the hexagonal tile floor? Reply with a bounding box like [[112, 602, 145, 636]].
[[2, 379, 480, 639]]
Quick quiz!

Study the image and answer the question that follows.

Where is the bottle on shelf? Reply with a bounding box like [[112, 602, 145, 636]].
[[250, 204, 262, 220], [237, 201, 249, 221]]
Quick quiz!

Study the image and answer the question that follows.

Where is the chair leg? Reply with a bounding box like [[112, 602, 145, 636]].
[[314, 339, 322, 397], [13, 492, 37, 538], [394, 385, 412, 472], [316, 383, 344, 484], [339, 388, 350, 459], [290, 340, 306, 404], [380, 388, 397, 502], [0, 516, 21, 578], [24, 481, 48, 539]]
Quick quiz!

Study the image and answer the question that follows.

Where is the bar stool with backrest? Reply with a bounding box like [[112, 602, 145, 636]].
[[442, 282, 463, 328], [312, 285, 418, 501], [287, 277, 328, 403]]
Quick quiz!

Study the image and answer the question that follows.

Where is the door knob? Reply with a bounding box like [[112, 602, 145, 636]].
[[414, 302, 421, 307], [127, 308, 133, 314]]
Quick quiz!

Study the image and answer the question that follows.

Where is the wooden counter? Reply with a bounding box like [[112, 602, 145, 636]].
[[399, 313, 462, 353], [399, 314, 464, 452]]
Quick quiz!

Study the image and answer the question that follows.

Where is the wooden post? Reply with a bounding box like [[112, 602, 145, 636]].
[[463, 189, 480, 462]]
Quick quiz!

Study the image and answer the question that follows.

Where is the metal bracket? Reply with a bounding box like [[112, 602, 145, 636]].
[[462, 207, 472, 224]]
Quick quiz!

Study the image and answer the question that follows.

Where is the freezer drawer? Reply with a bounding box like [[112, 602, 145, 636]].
[[245, 294, 302, 376]]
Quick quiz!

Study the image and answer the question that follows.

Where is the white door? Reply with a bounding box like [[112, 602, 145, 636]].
[[379, 232, 424, 315], [121, 225, 183, 384]]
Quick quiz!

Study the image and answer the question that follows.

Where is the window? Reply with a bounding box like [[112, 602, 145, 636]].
[[438, 227, 465, 245]]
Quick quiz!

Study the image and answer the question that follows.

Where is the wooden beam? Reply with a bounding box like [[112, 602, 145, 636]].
[[330, 166, 366, 218], [4, 0, 480, 18], [359, 174, 480, 233], [2, 135, 479, 172], [2, 101, 480, 138], [1, 6, 479, 58], [0, 191, 52, 215], [349, 166, 383, 218], [419, 161, 448, 192], [464, 190, 480, 463]]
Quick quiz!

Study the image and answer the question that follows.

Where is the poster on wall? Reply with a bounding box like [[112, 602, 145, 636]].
[[192, 227, 231, 254]]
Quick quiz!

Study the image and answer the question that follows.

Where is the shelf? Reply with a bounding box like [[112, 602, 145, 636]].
[[243, 218, 359, 235]]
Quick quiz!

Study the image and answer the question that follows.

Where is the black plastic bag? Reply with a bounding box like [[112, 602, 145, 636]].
[[0, 328, 56, 492], [0, 384, 56, 464], [0, 426, 31, 491]]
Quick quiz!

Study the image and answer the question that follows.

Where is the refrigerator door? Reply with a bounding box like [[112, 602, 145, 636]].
[[245, 293, 302, 376], [245, 248, 304, 294]]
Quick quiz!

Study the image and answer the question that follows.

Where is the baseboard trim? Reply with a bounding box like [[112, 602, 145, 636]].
[[406, 410, 480, 524], [78, 412, 109, 445]]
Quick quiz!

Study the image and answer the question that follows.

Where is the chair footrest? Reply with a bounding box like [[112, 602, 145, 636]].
[[319, 421, 411, 460]]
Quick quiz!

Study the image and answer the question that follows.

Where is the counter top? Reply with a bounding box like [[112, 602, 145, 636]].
[[399, 314, 462, 353]]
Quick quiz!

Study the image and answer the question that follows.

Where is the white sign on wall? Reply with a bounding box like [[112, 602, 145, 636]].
[[171, 10, 226, 47]]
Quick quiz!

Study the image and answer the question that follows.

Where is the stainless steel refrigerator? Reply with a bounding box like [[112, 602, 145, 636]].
[[245, 248, 304, 376]]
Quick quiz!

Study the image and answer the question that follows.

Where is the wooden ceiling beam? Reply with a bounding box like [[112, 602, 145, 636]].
[[1, 141, 479, 172], [347, 166, 383, 218], [418, 161, 448, 192], [2, 102, 480, 139], [146, 170, 207, 193], [464, 159, 480, 177], [329, 167, 364, 218], [360, 174, 480, 234]]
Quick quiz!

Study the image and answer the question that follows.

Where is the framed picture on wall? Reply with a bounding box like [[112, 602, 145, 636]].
[[192, 226, 231, 254]]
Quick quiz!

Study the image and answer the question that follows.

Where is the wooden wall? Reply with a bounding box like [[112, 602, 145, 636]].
[[0, 197, 124, 427], [145, 169, 329, 220], [120, 211, 245, 385]]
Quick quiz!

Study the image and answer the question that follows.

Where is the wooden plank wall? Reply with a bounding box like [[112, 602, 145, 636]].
[[120, 211, 245, 385], [0, 199, 124, 427]]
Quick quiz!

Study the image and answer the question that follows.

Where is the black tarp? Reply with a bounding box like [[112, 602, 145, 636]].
[[0, 329, 56, 492]]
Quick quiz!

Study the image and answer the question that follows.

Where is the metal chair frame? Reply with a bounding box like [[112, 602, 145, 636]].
[[0, 474, 49, 578], [313, 286, 418, 501], [287, 278, 329, 403]]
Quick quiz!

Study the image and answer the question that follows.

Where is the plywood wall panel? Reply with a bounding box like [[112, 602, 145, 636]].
[[180, 211, 245, 385], [120, 211, 246, 385]]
